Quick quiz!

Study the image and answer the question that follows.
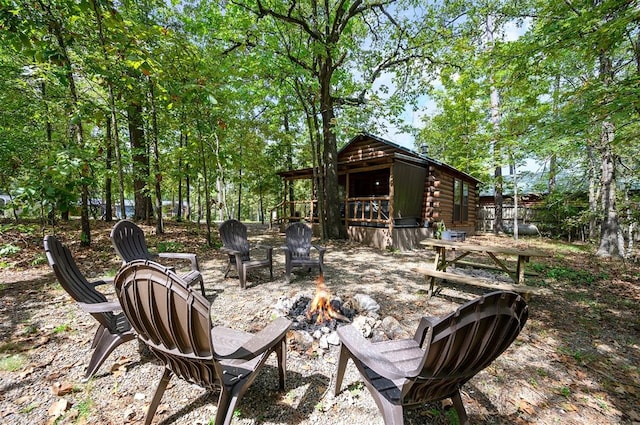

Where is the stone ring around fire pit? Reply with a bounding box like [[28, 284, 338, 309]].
[[270, 277, 406, 354]]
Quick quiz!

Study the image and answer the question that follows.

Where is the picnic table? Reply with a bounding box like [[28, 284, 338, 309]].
[[416, 238, 551, 298]]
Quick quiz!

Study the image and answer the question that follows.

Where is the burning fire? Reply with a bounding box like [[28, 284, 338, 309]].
[[306, 276, 350, 324]]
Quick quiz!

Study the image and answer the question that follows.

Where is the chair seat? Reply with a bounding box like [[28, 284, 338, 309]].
[[243, 259, 272, 268]]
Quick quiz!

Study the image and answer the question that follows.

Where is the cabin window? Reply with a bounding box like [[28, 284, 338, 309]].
[[453, 179, 469, 222]]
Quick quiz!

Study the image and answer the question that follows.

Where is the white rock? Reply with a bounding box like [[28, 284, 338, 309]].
[[327, 332, 341, 346]]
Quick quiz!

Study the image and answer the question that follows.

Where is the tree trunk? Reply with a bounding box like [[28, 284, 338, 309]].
[[177, 131, 184, 222], [595, 120, 624, 257], [104, 116, 113, 222], [92, 0, 125, 221], [486, 14, 504, 234], [197, 126, 212, 246], [512, 160, 518, 240], [319, 70, 342, 239], [149, 78, 163, 234], [284, 114, 296, 219], [595, 48, 624, 257], [128, 101, 150, 221], [237, 146, 242, 221], [586, 141, 599, 239], [311, 103, 325, 239]]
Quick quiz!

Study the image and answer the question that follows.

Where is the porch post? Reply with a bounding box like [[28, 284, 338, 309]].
[[388, 165, 394, 233], [345, 172, 350, 233]]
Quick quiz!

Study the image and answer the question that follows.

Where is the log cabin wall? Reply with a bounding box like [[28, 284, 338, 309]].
[[342, 137, 398, 162], [422, 164, 478, 234]]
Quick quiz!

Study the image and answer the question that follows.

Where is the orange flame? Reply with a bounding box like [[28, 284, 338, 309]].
[[306, 276, 350, 324]]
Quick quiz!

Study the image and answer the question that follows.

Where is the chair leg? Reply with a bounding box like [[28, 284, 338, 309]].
[[277, 339, 286, 390], [285, 261, 292, 284], [194, 274, 206, 297], [451, 390, 469, 425], [223, 258, 232, 278], [239, 264, 247, 289], [84, 330, 134, 380], [145, 368, 172, 425], [334, 344, 349, 396], [215, 385, 243, 425], [377, 396, 404, 425]]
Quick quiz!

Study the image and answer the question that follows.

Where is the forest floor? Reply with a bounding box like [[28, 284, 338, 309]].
[[0, 219, 639, 425]]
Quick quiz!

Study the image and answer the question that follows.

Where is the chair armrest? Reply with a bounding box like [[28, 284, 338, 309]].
[[157, 252, 199, 271], [254, 245, 273, 260], [337, 324, 411, 381], [91, 277, 113, 287], [413, 316, 438, 346], [220, 247, 241, 255], [214, 317, 291, 360], [77, 301, 122, 314], [311, 245, 326, 253]]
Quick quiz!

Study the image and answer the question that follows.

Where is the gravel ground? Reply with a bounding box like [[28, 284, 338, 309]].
[[1, 221, 638, 425]]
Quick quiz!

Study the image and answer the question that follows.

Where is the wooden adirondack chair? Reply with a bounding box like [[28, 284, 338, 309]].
[[110, 219, 205, 296], [44, 235, 135, 380], [218, 219, 273, 289], [283, 222, 325, 283], [114, 260, 291, 425], [334, 290, 529, 425]]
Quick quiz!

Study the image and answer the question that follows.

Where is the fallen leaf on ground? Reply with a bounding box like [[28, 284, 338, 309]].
[[48, 398, 70, 417], [51, 381, 76, 396]]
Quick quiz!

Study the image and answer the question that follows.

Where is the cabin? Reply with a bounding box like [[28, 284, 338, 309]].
[[272, 133, 482, 250]]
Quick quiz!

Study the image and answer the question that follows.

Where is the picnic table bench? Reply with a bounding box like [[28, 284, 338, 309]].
[[417, 238, 551, 298], [413, 267, 550, 299]]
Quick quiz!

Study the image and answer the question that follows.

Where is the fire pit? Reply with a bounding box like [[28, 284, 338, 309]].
[[271, 277, 384, 353]]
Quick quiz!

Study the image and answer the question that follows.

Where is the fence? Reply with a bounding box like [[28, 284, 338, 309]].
[[477, 205, 544, 232]]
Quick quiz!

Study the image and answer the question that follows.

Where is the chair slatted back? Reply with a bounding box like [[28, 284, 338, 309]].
[[219, 219, 250, 262], [406, 291, 527, 405], [44, 235, 116, 331], [285, 222, 312, 259], [110, 220, 155, 264], [114, 260, 221, 388]]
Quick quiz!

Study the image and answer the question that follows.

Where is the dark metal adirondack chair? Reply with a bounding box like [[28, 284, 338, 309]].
[[283, 222, 326, 283], [114, 260, 291, 425], [334, 290, 529, 425], [43, 235, 135, 380], [110, 219, 205, 296], [218, 219, 273, 289]]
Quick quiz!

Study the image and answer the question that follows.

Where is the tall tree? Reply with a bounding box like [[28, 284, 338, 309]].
[[229, 0, 435, 239]]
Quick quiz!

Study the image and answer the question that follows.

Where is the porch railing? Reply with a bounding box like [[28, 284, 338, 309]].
[[345, 196, 391, 226], [270, 200, 318, 228], [270, 196, 392, 228]]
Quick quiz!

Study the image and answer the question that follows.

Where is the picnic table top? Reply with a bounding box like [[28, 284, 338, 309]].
[[419, 238, 550, 258]]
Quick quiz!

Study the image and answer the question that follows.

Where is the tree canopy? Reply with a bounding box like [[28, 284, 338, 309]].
[[0, 0, 638, 257]]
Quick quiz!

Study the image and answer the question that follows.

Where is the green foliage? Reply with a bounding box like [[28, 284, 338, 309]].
[[156, 241, 183, 253], [542, 265, 609, 285], [0, 354, 25, 372], [533, 189, 592, 240], [30, 254, 48, 266], [74, 397, 93, 420], [446, 407, 460, 425], [53, 324, 71, 334], [0, 244, 21, 257], [0, 223, 38, 235]]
